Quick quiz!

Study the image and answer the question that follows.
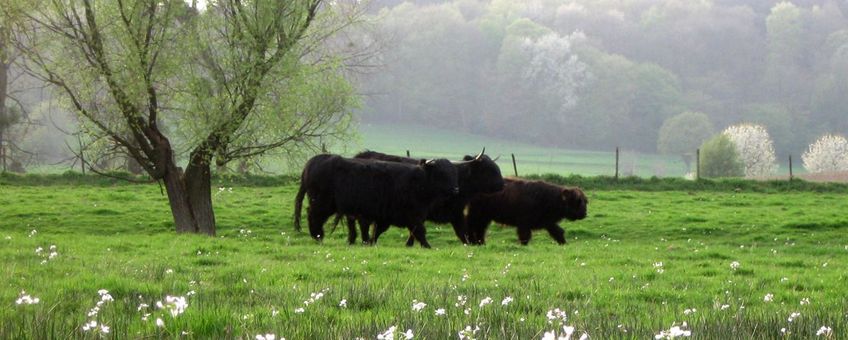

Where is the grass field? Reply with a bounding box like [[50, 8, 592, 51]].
[[1, 180, 846, 339], [354, 123, 689, 178]]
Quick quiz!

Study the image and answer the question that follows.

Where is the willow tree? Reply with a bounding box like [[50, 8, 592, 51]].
[[13, 0, 358, 235]]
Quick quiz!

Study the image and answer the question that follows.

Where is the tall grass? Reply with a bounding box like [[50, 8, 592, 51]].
[[1, 182, 846, 338]]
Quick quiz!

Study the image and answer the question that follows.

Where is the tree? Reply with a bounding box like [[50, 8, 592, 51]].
[[14, 0, 359, 235], [764, 2, 806, 105], [657, 111, 713, 171], [699, 134, 744, 178], [722, 124, 778, 178], [0, 2, 26, 172], [490, 28, 590, 143], [739, 103, 796, 158], [802, 134, 848, 173]]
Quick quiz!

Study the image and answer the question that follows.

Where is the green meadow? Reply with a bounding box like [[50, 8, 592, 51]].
[[354, 123, 689, 178], [1, 178, 846, 339]]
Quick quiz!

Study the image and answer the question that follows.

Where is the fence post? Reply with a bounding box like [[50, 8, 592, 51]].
[[406, 150, 410, 158], [789, 155, 793, 181], [615, 147, 619, 180], [696, 148, 700, 180], [511, 153, 518, 177]]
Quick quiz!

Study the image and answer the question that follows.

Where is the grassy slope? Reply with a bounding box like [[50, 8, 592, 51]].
[[352, 123, 689, 178], [1, 183, 846, 339]]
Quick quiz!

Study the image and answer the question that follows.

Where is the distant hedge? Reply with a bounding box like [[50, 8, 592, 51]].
[[0, 171, 298, 187], [526, 174, 848, 193], [2, 171, 846, 193]]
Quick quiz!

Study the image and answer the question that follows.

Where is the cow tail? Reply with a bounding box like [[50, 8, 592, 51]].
[[293, 179, 307, 232]]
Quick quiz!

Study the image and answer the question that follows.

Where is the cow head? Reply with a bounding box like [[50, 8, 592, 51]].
[[459, 149, 504, 195], [560, 187, 588, 221], [420, 158, 460, 196]]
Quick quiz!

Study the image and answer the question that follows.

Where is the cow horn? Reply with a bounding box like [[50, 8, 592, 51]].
[[492, 155, 501, 162], [475, 147, 486, 161]]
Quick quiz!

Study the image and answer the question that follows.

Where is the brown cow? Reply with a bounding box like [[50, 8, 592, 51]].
[[466, 178, 587, 245]]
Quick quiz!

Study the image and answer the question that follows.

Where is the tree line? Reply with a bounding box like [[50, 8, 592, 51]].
[[357, 0, 848, 159]]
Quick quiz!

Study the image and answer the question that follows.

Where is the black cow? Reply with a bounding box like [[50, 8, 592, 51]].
[[466, 178, 587, 245], [348, 149, 504, 245], [293, 154, 459, 248]]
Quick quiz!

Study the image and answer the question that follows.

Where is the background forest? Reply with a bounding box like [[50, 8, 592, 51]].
[[356, 0, 848, 159], [4, 0, 848, 176]]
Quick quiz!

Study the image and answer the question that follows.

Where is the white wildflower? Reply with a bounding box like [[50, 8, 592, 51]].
[[411, 300, 427, 312], [730, 261, 740, 271], [455, 295, 467, 307], [435, 308, 446, 316], [479, 297, 493, 308], [81, 320, 98, 332], [816, 326, 832, 336], [159, 295, 188, 317], [15, 291, 40, 305], [788, 312, 800, 323], [457, 325, 480, 340], [377, 325, 397, 340], [764, 293, 774, 302], [655, 322, 691, 339], [501, 296, 514, 306]]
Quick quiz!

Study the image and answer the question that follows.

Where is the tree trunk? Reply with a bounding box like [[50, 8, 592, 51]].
[[161, 161, 216, 236], [0, 129, 5, 172], [1, 37, 8, 173], [184, 160, 215, 235]]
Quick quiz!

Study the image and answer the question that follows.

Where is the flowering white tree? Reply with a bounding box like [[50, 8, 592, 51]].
[[722, 124, 778, 177], [801, 134, 848, 173], [519, 32, 591, 124]]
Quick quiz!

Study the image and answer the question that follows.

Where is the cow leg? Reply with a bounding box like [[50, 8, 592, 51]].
[[466, 209, 491, 245], [371, 222, 390, 245], [410, 224, 431, 249], [450, 212, 469, 244], [358, 218, 372, 245], [545, 224, 567, 245], [517, 226, 532, 245], [405, 232, 416, 247], [346, 216, 358, 245]]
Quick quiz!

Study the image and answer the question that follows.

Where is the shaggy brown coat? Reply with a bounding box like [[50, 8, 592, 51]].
[[467, 178, 587, 245]]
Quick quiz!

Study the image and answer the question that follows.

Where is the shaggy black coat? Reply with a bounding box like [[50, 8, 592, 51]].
[[467, 178, 587, 245], [348, 150, 504, 245], [293, 154, 458, 248]]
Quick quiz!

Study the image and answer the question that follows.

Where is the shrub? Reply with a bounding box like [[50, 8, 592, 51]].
[[699, 134, 744, 178]]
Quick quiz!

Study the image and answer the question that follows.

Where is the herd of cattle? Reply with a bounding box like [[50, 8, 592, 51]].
[[293, 149, 588, 248]]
